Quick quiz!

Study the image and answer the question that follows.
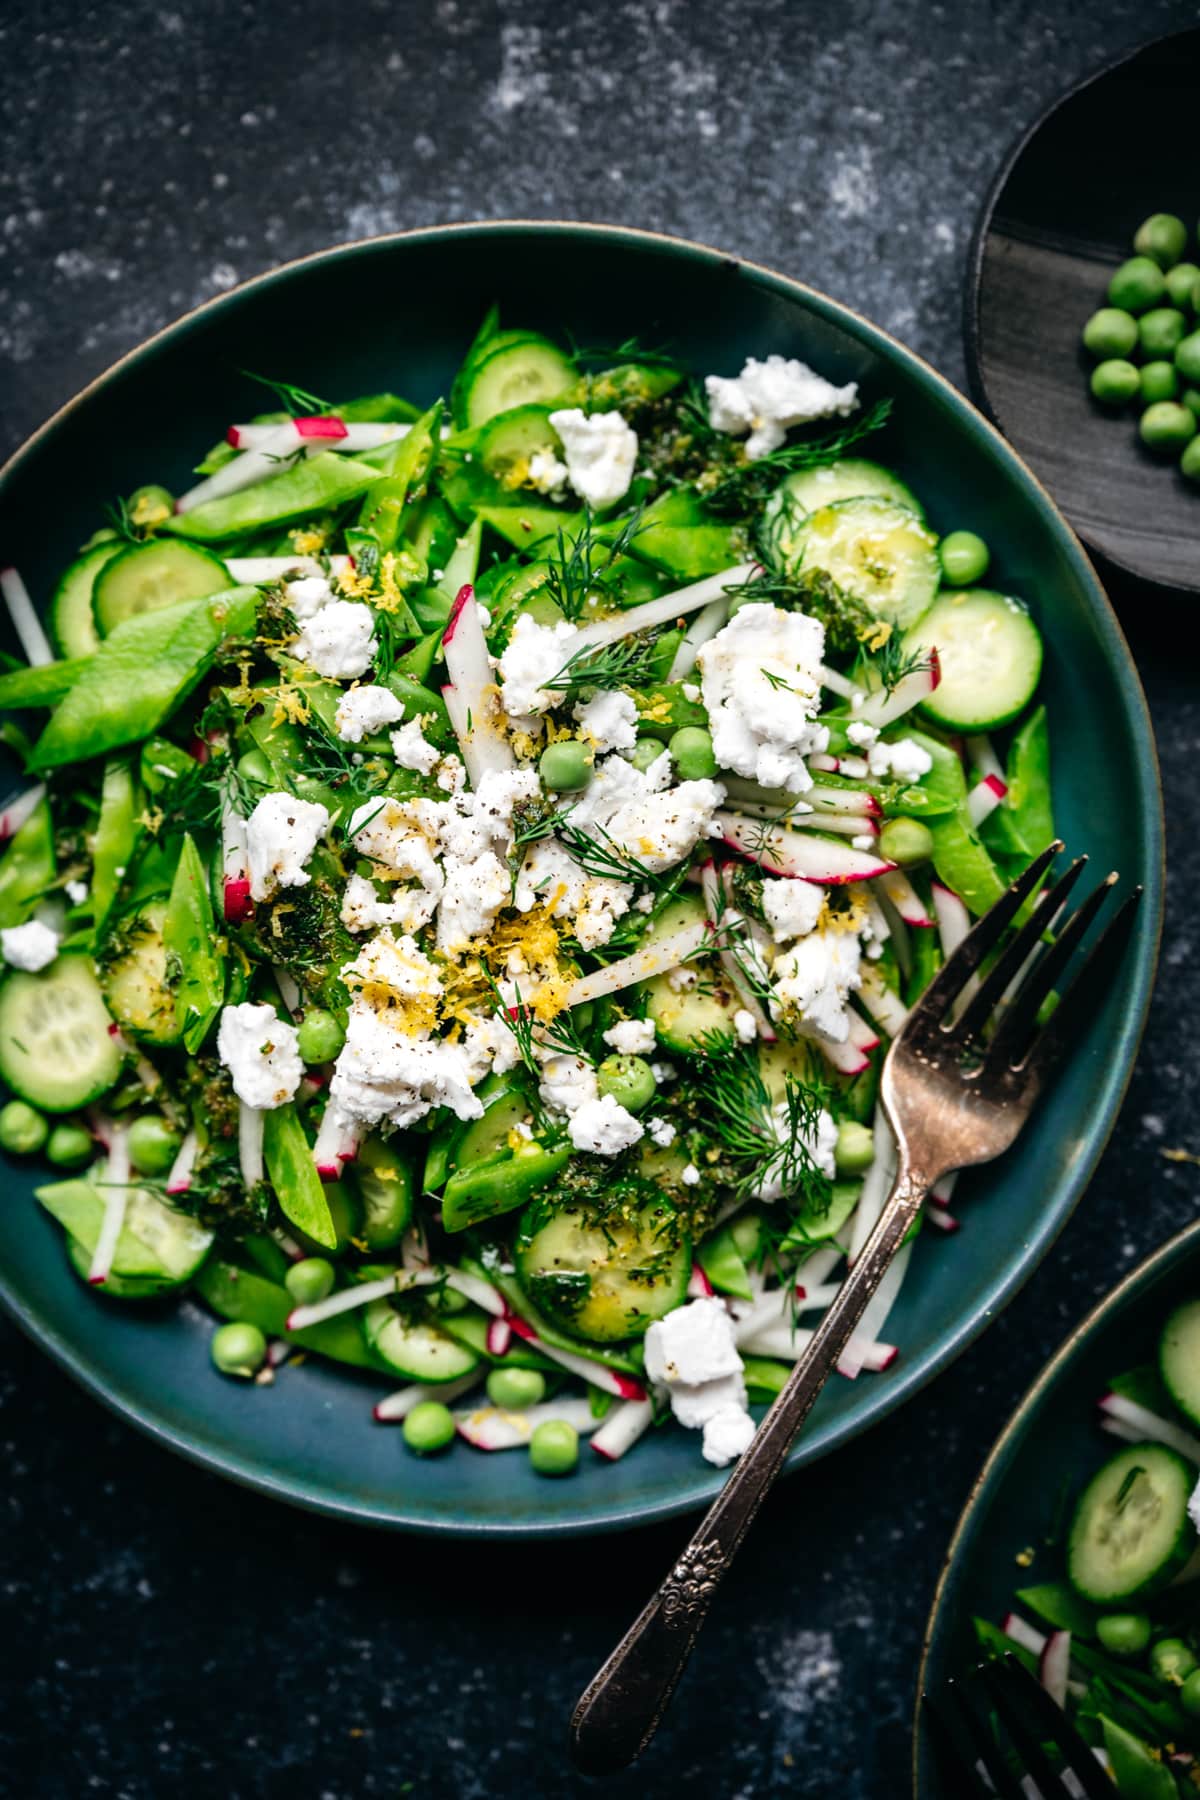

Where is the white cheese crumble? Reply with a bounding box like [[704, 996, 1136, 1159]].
[[340, 872, 438, 936], [330, 1009, 482, 1130], [0, 918, 58, 971], [733, 1008, 758, 1043], [681, 1163, 701, 1186], [705, 355, 859, 459], [565, 753, 724, 875], [845, 719, 880, 749], [527, 446, 569, 496], [697, 603, 828, 791], [513, 838, 631, 950], [770, 929, 863, 1042], [681, 681, 701, 703], [244, 792, 331, 903], [437, 848, 510, 957], [65, 879, 89, 906], [753, 1098, 839, 1203], [216, 1001, 303, 1109], [603, 1017, 657, 1056], [702, 1407, 757, 1467], [538, 1052, 599, 1119], [567, 1092, 645, 1156], [645, 1298, 743, 1386], [334, 684, 405, 744], [867, 737, 934, 783], [497, 614, 579, 722], [573, 688, 639, 753], [547, 407, 639, 510], [762, 876, 824, 943], [293, 599, 377, 679], [646, 1117, 677, 1147], [284, 573, 334, 620], [390, 717, 441, 775]]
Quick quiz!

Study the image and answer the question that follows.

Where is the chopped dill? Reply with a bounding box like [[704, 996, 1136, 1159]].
[[543, 507, 646, 624], [238, 368, 332, 416], [543, 636, 658, 699], [864, 632, 932, 697], [687, 394, 894, 516], [702, 1039, 834, 1212]]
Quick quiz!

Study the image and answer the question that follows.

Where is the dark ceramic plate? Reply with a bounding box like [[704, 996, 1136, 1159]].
[[914, 1220, 1200, 1797], [966, 28, 1200, 593], [0, 222, 1163, 1536]]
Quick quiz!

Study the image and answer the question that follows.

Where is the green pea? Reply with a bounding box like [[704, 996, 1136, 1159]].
[[1090, 359, 1140, 406], [1081, 307, 1138, 359], [0, 1099, 48, 1156], [236, 748, 273, 786], [1108, 256, 1166, 313], [539, 738, 592, 792], [1138, 307, 1188, 358], [878, 817, 934, 867], [834, 1119, 875, 1176], [296, 1007, 345, 1064], [1181, 1669, 1200, 1718], [128, 1114, 181, 1176], [1132, 212, 1188, 269], [1140, 401, 1196, 451], [127, 484, 175, 530], [1182, 435, 1200, 483], [1096, 1613, 1152, 1658], [210, 1320, 267, 1379], [486, 1367, 547, 1409], [529, 1418, 579, 1476], [597, 1053, 657, 1114], [402, 1400, 455, 1455], [668, 726, 717, 780], [1182, 388, 1200, 419], [1175, 330, 1200, 384], [1140, 361, 1179, 405], [284, 1257, 336, 1305], [631, 737, 667, 774], [46, 1123, 95, 1169], [1164, 262, 1200, 308], [938, 530, 990, 586], [1150, 1637, 1198, 1688]]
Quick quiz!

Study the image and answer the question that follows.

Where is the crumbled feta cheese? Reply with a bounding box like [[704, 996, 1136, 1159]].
[[568, 1092, 644, 1156], [702, 1406, 757, 1467], [603, 1017, 657, 1056], [330, 1007, 482, 1130], [527, 446, 569, 496], [0, 918, 58, 971], [644, 1298, 744, 1387], [437, 849, 510, 956], [667, 964, 699, 992], [845, 719, 880, 749], [391, 717, 441, 775], [651, 1061, 676, 1084], [65, 879, 88, 907], [567, 755, 724, 875], [733, 1008, 758, 1043], [573, 688, 639, 754], [244, 792, 330, 903], [436, 754, 467, 793], [293, 599, 377, 679], [547, 407, 638, 510], [753, 1099, 839, 1203], [867, 736, 933, 783], [513, 838, 631, 950], [646, 1116, 676, 1147], [497, 614, 579, 722], [681, 1163, 701, 1186], [669, 1371, 748, 1430], [538, 1052, 599, 1118], [681, 681, 701, 703], [284, 573, 334, 620], [217, 1001, 303, 1110], [340, 873, 438, 936], [335, 683, 405, 744], [770, 929, 863, 1042], [705, 355, 858, 459], [762, 876, 824, 943], [343, 928, 443, 1009], [698, 603, 828, 791], [350, 796, 445, 895]]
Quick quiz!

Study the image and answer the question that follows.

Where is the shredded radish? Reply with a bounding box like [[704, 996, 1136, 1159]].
[[875, 867, 934, 926], [0, 784, 46, 841], [572, 563, 760, 652], [852, 650, 940, 728], [228, 419, 408, 453], [454, 1397, 603, 1451], [715, 811, 893, 884], [794, 1281, 842, 1313], [818, 664, 865, 705], [666, 594, 730, 681], [926, 1205, 960, 1233], [930, 1171, 959, 1207], [238, 1101, 265, 1188], [273, 965, 301, 1015], [312, 1102, 358, 1179], [1003, 1613, 1047, 1658], [839, 1240, 911, 1377], [738, 1321, 814, 1359], [287, 1267, 438, 1332], [225, 553, 352, 583], [440, 588, 514, 786], [486, 1316, 512, 1357], [687, 1261, 715, 1299], [857, 964, 909, 1037], [931, 880, 970, 956], [0, 567, 54, 667], [221, 796, 252, 924], [847, 1110, 898, 1265], [965, 734, 1006, 786], [592, 1397, 655, 1461], [846, 1010, 881, 1052], [864, 890, 892, 945], [506, 1317, 646, 1401], [444, 1268, 506, 1317], [373, 1370, 482, 1422], [1040, 1629, 1071, 1709], [700, 863, 776, 1043], [1098, 1393, 1200, 1463], [176, 422, 303, 513], [728, 800, 879, 840], [565, 918, 707, 1009], [967, 773, 1008, 829], [809, 1029, 870, 1076], [165, 1127, 199, 1196], [88, 1123, 131, 1285]]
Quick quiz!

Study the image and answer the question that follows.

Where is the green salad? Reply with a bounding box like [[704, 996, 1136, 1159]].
[[0, 313, 1054, 1475]]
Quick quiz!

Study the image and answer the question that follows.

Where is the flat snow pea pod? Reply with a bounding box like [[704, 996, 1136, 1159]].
[[472, 502, 584, 554], [163, 833, 223, 1052], [353, 1133, 414, 1251], [0, 657, 90, 710], [409, 586, 454, 631], [634, 682, 709, 738], [625, 486, 743, 580], [193, 1256, 378, 1368], [1013, 1580, 1098, 1638], [567, 360, 684, 412], [92, 756, 140, 929], [29, 588, 258, 771], [995, 703, 1054, 860], [741, 1356, 791, 1400], [883, 729, 965, 818], [380, 673, 454, 746], [1099, 1717, 1178, 1800], [441, 1141, 572, 1234], [929, 802, 1007, 916], [903, 914, 943, 1007], [391, 629, 443, 686], [164, 454, 384, 543], [139, 735, 195, 794], [0, 796, 55, 928], [240, 691, 342, 816], [262, 1103, 337, 1250], [337, 391, 421, 424], [434, 517, 483, 606], [696, 1223, 754, 1300], [356, 403, 442, 552], [37, 1176, 213, 1294], [779, 1181, 862, 1253]]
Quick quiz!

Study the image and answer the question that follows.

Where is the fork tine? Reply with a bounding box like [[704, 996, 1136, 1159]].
[[1011, 889, 1142, 1082], [902, 842, 1062, 1028], [983, 1657, 1114, 1800], [923, 1679, 1011, 1798], [953, 858, 1089, 1045], [990, 873, 1120, 1067]]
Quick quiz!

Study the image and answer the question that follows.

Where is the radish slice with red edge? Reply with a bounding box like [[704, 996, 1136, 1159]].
[[373, 1369, 482, 1423], [506, 1316, 647, 1401], [165, 1127, 199, 1196], [874, 867, 934, 926], [0, 784, 46, 841], [570, 563, 760, 653], [1039, 1630, 1072, 1709], [715, 811, 895, 885], [592, 1397, 655, 1461], [966, 772, 1008, 829], [852, 650, 940, 729], [1003, 1613, 1047, 1658], [453, 1398, 603, 1451], [88, 1122, 131, 1286]]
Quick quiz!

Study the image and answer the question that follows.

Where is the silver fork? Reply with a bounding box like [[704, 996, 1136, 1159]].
[[569, 842, 1140, 1775]]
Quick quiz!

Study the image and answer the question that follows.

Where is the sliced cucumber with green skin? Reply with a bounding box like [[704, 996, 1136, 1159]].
[[1159, 1299, 1200, 1430], [1066, 1443, 1197, 1604], [92, 540, 232, 636], [902, 589, 1043, 732], [460, 336, 578, 428], [49, 540, 123, 657], [101, 898, 181, 1046], [764, 460, 924, 569], [352, 1135, 413, 1252], [0, 954, 122, 1112], [796, 497, 940, 627], [476, 405, 562, 490], [447, 1079, 534, 1176], [643, 965, 739, 1053], [361, 1297, 481, 1381], [514, 1187, 690, 1343], [438, 1305, 556, 1371], [38, 1176, 212, 1295]]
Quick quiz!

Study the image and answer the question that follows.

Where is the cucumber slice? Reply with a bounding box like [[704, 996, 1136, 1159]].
[[758, 1038, 825, 1101], [448, 1080, 534, 1176], [92, 540, 232, 636], [361, 1297, 481, 1381], [643, 963, 739, 1054], [902, 589, 1043, 732], [39, 1177, 212, 1295], [49, 541, 122, 657], [514, 1187, 690, 1343], [1159, 1299, 1200, 1430], [796, 497, 940, 627], [100, 899, 182, 1046], [0, 954, 122, 1112], [353, 1136, 413, 1253], [460, 337, 578, 428], [1066, 1443, 1196, 1603], [764, 460, 924, 570], [476, 405, 562, 491]]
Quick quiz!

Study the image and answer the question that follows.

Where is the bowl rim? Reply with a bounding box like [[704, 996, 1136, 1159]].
[[0, 218, 1166, 1536], [912, 1216, 1200, 1797]]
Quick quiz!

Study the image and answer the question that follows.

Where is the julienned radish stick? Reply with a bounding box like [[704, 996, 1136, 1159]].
[[571, 563, 760, 652], [966, 773, 1008, 829], [441, 583, 515, 785], [847, 1109, 898, 1265], [1098, 1393, 1200, 1464], [666, 593, 730, 681], [857, 963, 909, 1037], [851, 650, 940, 729], [175, 422, 301, 513], [506, 1316, 647, 1401], [443, 1268, 506, 1317], [221, 795, 252, 924], [286, 1267, 439, 1332], [225, 554, 351, 583], [931, 880, 970, 957], [874, 866, 934, 926], [817, 663, 865, 705], [0, 567, 54, 667], [453, 1398, 604, 1451], [714, 811, 894, 884], [1003, 1614, 1047, 1658], [373, 1370, 482, 1423], [1039, 1629, 1071, 1709], [238, 1100, 265, 1189], [227, 419, 409, 453], [808, 1029, 870, 1076], [838, 1240, 911, 1378], [592, 1397, 655, 1461], [0, 784, 46, 841], [699, 862, 777, 1044], [965, 734, 1006, 786], [687, 1261, 715, 1299], [88, 1122, 131, 1285], [312, 1102, 358, 1180], [564, 918, 707, 1008], [165, 1127, 199, 1196], [725, 800, 879, 840]]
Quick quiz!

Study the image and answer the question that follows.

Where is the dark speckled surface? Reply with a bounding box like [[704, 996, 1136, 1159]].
[[1, 4, 1198, 1795]]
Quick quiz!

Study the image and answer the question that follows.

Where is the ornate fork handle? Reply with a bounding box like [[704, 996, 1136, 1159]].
[[569, 1160, 929, 1776]]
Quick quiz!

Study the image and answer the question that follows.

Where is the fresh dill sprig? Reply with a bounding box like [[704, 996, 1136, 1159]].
[[238, 368, 332, 417], [687, 394, 894, 516], [483, 974, 590, 1082], [864, 632, 932, 697], [104, 497, 140, 542], [557, 821, 665, 889], [703, 1041, 834, 1211], [542, 636, 658, 699], [543, 507, 646, 624]]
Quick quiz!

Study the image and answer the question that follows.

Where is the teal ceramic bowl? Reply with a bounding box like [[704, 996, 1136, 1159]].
[[0, 222, 1163, 1536], [914, 1220, 1200, 1797]]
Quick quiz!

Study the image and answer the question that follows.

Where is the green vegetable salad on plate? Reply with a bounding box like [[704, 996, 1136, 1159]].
[[0, 311, 1054, 1477]]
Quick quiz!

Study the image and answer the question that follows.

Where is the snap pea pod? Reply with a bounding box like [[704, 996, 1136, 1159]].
[[1013, 1580, 1098, 1639], [928, 803, 1007, 916], [696, 1223, 754, 1300], [441, 1140, 571, 1233], [339, 392, 421, 425], [240, 694, 342, 818], [472, 502, 583, 553], [262, 1103, 337, 1250], [164, 454, 383, 543], [903, 917, 943, 1008], [140, 735, 195, 793], [92, 756, 140, 929], [0, 796, 55, 928], [29, 588, 258, 772], [352, 1133, 414, 1252], [391, 629, 444, 687], [982, 704, 1055, 864], [634, 682, 708, 738], [0, 657, 90, 710], [741, 1356, 792, 1401], [193, 1256, 379, 1368], [434, 517, 482, 606], [1099, 1718, 1179, 1800], [779, 1181, 862, 1254], [356, 403, 442, 554], [883, 730, 964, 819], [625, 486, 743, 580], [163, 833, 222, 1052]]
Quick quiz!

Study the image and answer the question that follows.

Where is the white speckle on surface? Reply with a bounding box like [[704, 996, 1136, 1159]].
[[827, 146, 878, 219], [756, 1628, 842, 1716]]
